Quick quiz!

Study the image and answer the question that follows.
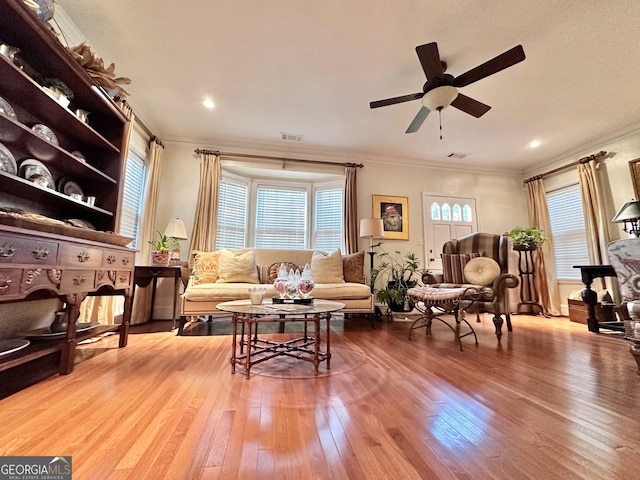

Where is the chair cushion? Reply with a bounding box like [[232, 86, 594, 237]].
[[441, 252, 480, 283], [311, 249, 345, 283], [216, 248, 259, 284], [193, 251, 220, 285], [464, 257, 501, 286], [342, 251, 365, 284]]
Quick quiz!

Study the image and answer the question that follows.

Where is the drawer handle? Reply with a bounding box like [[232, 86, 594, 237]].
[[118, 275, 129, 284], [33, 247, 49, 260], [107, 255, 117, 264], [122, 257, 130, 265], [0, 279, 12, 290], [73, 275, 87, 285], [77, 251, 90, 263], [0, 243, 16, 257]]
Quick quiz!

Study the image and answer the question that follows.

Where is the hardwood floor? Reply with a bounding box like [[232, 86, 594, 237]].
[[1, 314, 638, 479]]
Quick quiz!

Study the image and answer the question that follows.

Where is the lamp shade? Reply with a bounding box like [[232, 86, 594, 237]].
[[421, 85, 459, 111], [360, 218, 384, 238], [164, 218, 188, 240], [612, 201, 640, 223]]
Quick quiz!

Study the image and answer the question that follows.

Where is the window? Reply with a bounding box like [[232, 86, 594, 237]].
[[255, 185, 308, 249], [215, 178, 248, 250], [215, 173, 344, 251], [119, 148, 147, 248], [313, 186, 343, 251], [546, 184, 590, 280]]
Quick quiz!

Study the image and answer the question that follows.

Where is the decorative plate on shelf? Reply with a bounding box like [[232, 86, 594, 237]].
[[23, 323, 99, 340], [0, 339, 30, 358], [19, 158, 55, 190], [66, 218, 96, 230], [58, 178, 84, 197], [0, 142, 17, 175], [0, 96, 17, 120], [31, 123, 58, 145]]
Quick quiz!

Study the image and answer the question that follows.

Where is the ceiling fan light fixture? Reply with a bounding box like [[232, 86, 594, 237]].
[[421, 85, 458, 111]]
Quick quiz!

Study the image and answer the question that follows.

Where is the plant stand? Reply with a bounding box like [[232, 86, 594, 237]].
[[515, 246, 545, 315]]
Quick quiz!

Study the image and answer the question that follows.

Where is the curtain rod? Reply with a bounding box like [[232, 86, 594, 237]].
[[523, 150, 607, 184], [194, 149, 363, 168], [119, 99, 163, 148]]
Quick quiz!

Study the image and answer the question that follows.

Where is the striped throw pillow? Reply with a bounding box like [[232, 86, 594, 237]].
[[441, 252, 480, 284]]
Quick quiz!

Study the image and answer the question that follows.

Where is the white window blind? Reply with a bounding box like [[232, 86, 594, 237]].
[[546, 184, 590, 280], [255, 186, 307, 249], [313, 187, 343, 252], [119, 150, 146, 248], [215, 180, 248, 250]]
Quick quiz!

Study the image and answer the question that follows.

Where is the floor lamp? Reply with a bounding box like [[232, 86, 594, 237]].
[[360, 218, 384, 293]]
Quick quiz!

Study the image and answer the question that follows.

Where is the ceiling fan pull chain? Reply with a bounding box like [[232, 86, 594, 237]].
[[438, 107, 443, 140]]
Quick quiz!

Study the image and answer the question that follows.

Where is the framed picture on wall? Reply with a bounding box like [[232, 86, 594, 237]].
[[629, 158, 640, 200], [372, 194, 409, 240]]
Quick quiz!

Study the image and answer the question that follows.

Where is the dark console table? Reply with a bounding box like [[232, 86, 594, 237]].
[[574, 265, 620, 333]]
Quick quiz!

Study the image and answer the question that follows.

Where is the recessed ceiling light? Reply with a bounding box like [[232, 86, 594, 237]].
[[202, 98, 215, 109], [529, 140, 541, 149]]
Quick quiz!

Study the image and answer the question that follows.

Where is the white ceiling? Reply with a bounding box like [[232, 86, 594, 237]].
[[57, 0, 640, 173]]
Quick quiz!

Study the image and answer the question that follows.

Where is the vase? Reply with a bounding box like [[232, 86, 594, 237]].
[[151, 250, 170, 265], [50, 309, 69, 333], [273, 263, 288, 298]]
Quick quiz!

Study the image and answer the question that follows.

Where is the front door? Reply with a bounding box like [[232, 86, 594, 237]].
[[422, 194, 478, 271]]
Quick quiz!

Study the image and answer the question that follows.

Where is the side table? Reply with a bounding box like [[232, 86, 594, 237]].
[[574, 264, 620, 333], [132, 265, 190, 329]]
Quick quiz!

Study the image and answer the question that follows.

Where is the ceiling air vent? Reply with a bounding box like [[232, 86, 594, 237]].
[[447, 152, 467, 159], [281, 132, 304, 142]]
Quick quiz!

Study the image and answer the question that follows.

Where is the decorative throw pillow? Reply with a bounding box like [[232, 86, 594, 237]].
[[342, 251, 365, 284], [216, 248, 259, 283], [441, 252, 480, 284], [464, 257, 501, 286], [193, 251, 220, 285], [268, 262, 299, 282], [311, 249, 345, 284], [256, 264, 271, 284]]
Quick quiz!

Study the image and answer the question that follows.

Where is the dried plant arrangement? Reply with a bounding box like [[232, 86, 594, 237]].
[[68, 43, 131, 98]]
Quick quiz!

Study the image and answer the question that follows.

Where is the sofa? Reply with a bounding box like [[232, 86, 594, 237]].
[[178, 247, 374, 334]]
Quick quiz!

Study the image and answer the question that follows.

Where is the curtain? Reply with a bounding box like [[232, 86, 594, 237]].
[[188, 153, 221, 262], [578, 159, 611, 265], [343, 164, 358, 254], [526, 178, 562, 315]]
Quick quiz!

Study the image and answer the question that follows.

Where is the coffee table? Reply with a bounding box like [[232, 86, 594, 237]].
[[216, 299, 345, 378]]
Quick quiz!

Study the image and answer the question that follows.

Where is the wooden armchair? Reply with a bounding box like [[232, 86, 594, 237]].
[[422, 232, 519, 340]]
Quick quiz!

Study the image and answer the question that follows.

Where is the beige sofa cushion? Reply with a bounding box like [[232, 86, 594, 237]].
[[311, 249, 345, 283], [342, 251, 365, 284], [464, 257, 501, 286], [216, 248, 259, 284], [193, 251, 220, 285]]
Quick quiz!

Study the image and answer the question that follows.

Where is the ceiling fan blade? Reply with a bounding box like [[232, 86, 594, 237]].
[[453, 45, 525, 88], [370, 92, 424, 109], [405, 107, 430, 133], [415, 42, 444, 80], [450, 93, 491, 118]]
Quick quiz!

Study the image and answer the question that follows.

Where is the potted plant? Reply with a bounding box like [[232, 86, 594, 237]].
[[371, 248, 426, 312], [39, 77, 74, 108], [505, 226, 547, 251], [148, 230, 179, 265]]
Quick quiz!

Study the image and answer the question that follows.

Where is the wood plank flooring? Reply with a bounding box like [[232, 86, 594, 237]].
[[0, 314, 638, 479]]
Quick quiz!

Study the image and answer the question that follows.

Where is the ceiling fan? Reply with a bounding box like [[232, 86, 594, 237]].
[[370, 42, 526, 135]]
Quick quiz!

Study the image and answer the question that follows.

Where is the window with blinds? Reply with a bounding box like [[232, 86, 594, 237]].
[[119, 149, 146, 248], [313, 186, 343, 251], [546, 184, 590, 280], [255, 185, 308, 249], [215, 180, 248, 250]]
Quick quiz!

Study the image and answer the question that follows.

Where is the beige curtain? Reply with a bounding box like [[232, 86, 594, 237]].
[[526, 178, 562, 315], [343, 164, 358, 254], [578, 159, 611, 265], [188, 153, 221, 262]]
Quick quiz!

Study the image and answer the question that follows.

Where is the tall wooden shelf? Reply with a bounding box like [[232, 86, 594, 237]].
[[0, 0, 134, 398]]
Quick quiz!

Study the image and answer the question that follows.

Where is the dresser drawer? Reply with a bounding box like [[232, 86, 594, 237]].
[[0, 268, 22, 299], [0, 234, 58, 266], [103, 250, 135, 269], [114, 270, 132, 289], [59, 244, 103, 268], [59, 270, 96, 292]]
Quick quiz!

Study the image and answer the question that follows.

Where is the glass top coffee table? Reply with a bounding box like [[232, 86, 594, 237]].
[[216, 299, 345, 378]]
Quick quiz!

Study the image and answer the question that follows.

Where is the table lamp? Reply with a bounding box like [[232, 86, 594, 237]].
[[360, 218, 384, 292], [612, 200, 640, 237], [164, 218, 188, 264]]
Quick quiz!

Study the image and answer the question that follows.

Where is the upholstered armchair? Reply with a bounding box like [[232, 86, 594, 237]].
[[606, 238, 640, 374], [422, 232, 520, 340]]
